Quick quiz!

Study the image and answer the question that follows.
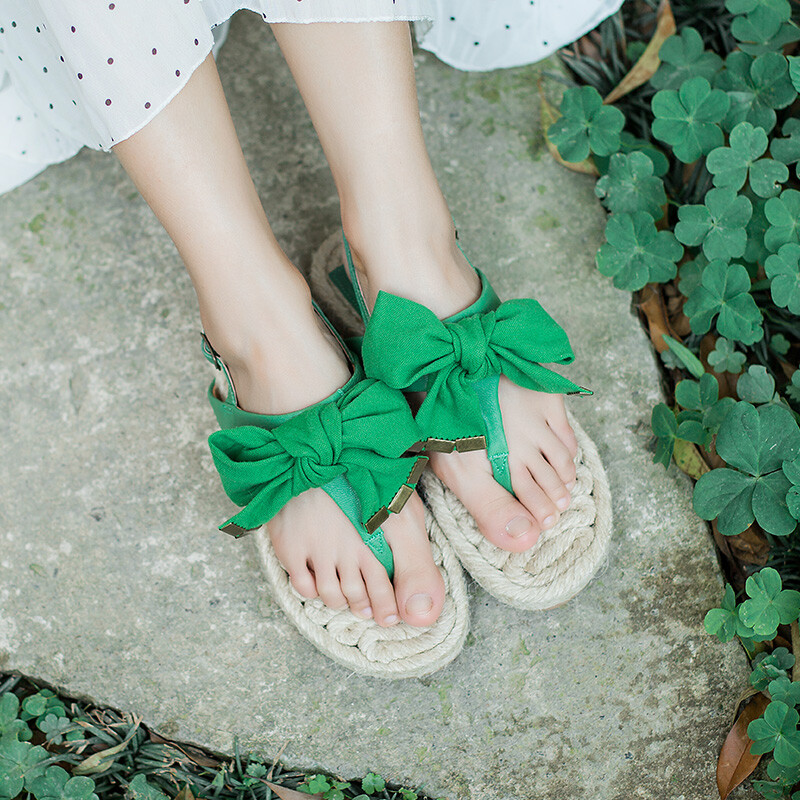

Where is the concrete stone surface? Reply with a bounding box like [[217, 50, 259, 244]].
[[0, 12, 752, 800]]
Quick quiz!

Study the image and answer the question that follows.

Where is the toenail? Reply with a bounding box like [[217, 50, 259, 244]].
[[406, 594, 433, 615], [556, 496, 570, 510], [357, 606, 373, 619], [543, 514, 556, 529], [506, 516, 532, 538], [566, 480, 576, 491], [385, 614, 400, 625]]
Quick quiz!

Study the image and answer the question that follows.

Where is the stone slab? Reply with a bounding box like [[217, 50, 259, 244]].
[[0, 12, 751, 800]]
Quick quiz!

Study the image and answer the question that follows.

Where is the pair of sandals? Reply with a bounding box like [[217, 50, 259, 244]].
[[203, 231, 613, 679]]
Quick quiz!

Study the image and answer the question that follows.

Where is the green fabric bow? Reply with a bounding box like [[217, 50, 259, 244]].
[[362, 292, 590, 441], [208, 379, 422, 532]]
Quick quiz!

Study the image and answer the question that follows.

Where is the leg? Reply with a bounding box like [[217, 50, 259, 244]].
[[271, 22, 579, 550], [114, 53, 443, 626]]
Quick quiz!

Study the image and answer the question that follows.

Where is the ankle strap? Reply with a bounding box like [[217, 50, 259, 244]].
[[200, 332, 239, 407]]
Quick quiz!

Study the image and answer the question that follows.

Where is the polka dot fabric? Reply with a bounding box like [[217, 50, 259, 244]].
[[415, 0, 624, 71], [0, 0, 622, 195]]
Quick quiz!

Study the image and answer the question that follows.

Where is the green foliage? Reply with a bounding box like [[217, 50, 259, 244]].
[[737, 365, 780, 403], [675, 187, 753, 260], [740, 569, 800, 635], [547, 86, 625, 162], [766, 243, 800, 317], [693, 403, 800, 535], [752, 648, 796, 690], [29, 767, 98, 800], [717, 52, 796, 134], [651, 76, 730, 162], [749, 701, 800, 766], [594, 151, 667, 218], [707, 121, 788, 196], [651, 26, 723, 90], [708, 337, 747, 373], [682, 260, 763, 344], [595, 211, 683, 290], [770, 677, 800, 707], [765, 189, 800, 251]]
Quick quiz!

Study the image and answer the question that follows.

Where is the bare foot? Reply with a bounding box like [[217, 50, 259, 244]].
[[207, 275, 444, 626], [347, 233, 579, 553]]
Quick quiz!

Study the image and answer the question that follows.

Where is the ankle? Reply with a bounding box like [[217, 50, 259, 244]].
[[342, 216, 480, 318]]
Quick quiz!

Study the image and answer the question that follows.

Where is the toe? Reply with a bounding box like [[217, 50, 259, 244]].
[[522, 448, 572, 513], [338, 564, 373, 619], [381, 494, 444, 627], [288, 563, 319, 599], [360, 555, 400, 626], [547, 410, 579, 461], [311, 562, 348, 611], [444, 459, 542, 552], [509, 460, 560, 531]]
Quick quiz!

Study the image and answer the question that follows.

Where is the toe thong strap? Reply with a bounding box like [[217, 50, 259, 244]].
[[208, 378, 426, 578]]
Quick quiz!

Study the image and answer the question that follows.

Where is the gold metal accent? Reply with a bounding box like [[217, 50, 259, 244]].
[[455, 435, 487, 453], [407, 456, 429, 486], [405, 440, 426, 455], [221, 522, 252, 538], [423, 438, 457, 453], [388, 483, 415, 514], [365, 506, 390, 534]]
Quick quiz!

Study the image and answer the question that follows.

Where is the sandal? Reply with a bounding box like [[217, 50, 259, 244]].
[[309, 230, 613, 611], [201, 306, 469, 677]]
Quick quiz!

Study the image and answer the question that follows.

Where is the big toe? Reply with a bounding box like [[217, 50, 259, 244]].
[[381, 494, 445, 627]]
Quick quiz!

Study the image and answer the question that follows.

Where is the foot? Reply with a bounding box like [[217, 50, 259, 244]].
[[207, 272, 444, 626], [346, 228, 579, 553]]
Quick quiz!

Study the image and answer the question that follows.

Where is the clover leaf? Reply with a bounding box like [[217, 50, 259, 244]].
[[594, 151, 667, 219], [765, 189, 800, 251], [740, 568, 800, 634], [737, 365, 780, 404], [0, 694, 30, 745], [0, 740, 48, 799], [28, 766, 98, 800], [548, 86, 625, 162], [768, 756, 800, 788], [731, 5, 800, 56], [770, 677, 800, 707], [652, 403, 678, 466], [771, 118, 800, 180], [770, 333, 790, 355], [675, 372, 735, 436], [361, 774, 386, 795], [766, 243, 800, 313], [750, 701, 800, 766], [784, 458, 800, 522], [38, 714, 73, 745], [744, 192, 771, 263], [651, 27, 724, 91], [126, 774, 169, 800], [694, 402, 800, 535], [651, 76, 730, 162], [709, 337, 747, 374], [704, 583, 740, 642], [789, 372, 800, 405], [675, 187, 752, 260], [726, 0, 790, 14], [678, 256, 706, 298], [752, 647, 796, 690], [682, 260, 763, 345], [593, 132, 670, 178], [717, 51, 797, 134], [706, 121, 789, 197], [791, 55, 800, 92], [596, 211, 682, 291]]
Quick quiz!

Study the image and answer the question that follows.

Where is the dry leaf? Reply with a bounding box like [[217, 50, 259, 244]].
[[673, 439, 711, 480], [717, 692, 770, 799], [265, 782, 322, 800], [605, 0, 676, 103], [537, 77, 599, 176], [174, 786, 195, 800], [637, 283, 677, 352], [73, 718, 141, 775], [726, 523, 770, 568]]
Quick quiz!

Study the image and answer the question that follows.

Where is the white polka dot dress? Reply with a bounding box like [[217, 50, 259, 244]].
[[0, 0, 622, 195]]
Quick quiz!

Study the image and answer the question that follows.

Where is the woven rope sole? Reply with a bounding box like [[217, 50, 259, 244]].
[[252, 505, 469, 678], [310, 230, 613, 610]]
